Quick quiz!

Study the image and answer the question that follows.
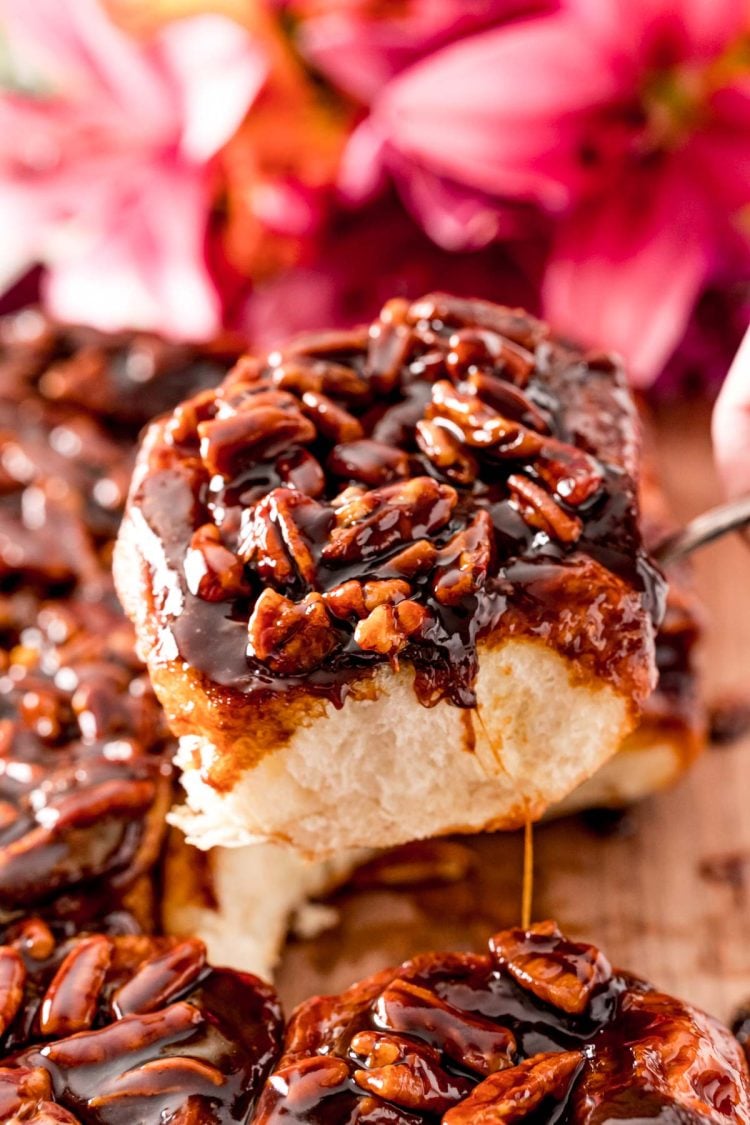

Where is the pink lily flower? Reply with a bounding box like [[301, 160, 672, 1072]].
[[347, 0, 750, 383], [282, 0, 551, 104], [0, 0, 266, 339]]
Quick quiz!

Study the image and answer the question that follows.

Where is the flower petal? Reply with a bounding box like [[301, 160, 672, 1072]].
[[568, 0, 747, 61], [297, 0, 551, 103], [371, 13, 625, 210], [43, 159, 221, 341], [542, 160, 713, 385], [0, 0, 174, 135], [156, 15, 268, 164]]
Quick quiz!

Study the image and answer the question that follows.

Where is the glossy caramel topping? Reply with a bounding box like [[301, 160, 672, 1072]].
[[260, 921, 750, 1125], [0, 598, 172, 927], [0, 311, 240, 928], [0, 919, 282, 1123], [0, 308, 237, 430], [129, 294, 665, 709]]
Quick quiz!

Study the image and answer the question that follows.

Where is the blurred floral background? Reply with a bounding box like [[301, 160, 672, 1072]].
[[0, 0, 748, 393]]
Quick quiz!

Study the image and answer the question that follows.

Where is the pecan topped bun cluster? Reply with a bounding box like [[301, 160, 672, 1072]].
[[258, 921, 750, 1125], [0, 313, 240, 933], [124, 293, 663, 709], [0, 917, 282, 1123], [0, 599, 172, 937]]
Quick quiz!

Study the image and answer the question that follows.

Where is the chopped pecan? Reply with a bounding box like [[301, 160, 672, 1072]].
[[466, 371, 551, 433], [354, 601, 428, 658], [375, 978, 516, 1076], [378, 541, 439, 580], [323, 478, 456, 565], [215, 385, 299, 418], [275, 449, 326, 498], [432, 510, 494, 606], [427, 382, 543, 456], [328, 440, 410, 487], [490, 921, 611, 1015], [534, 439, 604, 507], [246, 590, 338, 675], [165, 389, 217, 446], [323, 580, 367, 621], [367, 298, 412, 394], [239, 489, 331, 590], [324, 580, 411, 622], [351, 1029, 472, 1113], [407, 293, 547, 352], [271, 356, 370, 402], [0, 948, 24, 1036], [507, 475, 583, 544], [301, 391, 364, 443], [415, 420, 477, 485], [443, 1050, 583, 1125], [198, 405, 315, 477], [446, 328, 535, 386], [184, 524, 248, 602], [0, 1065, 80, 1124]]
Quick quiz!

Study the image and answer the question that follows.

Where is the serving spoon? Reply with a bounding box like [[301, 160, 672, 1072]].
[[652, 494, 750, 565]]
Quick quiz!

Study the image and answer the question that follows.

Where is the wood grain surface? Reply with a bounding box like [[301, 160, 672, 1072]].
[[277, 398, 750, 1024]]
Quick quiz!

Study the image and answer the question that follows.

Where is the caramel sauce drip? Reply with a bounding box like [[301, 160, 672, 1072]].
[[522, 815, 534, 930]]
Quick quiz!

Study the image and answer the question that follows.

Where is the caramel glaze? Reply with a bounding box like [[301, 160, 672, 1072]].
[[261, 921, 750, 1125], [0, 312, 241, 935], [0, 598, 173, 933], [125, 294, 665, 749], [0, 917, 282, 1123]]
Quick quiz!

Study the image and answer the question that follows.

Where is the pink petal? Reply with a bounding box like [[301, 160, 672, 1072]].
[[372, 13, 626, 211], [688, 82, 750, 217], [542, 161, 713, 385], [712, 326, 750, 498], [156, 15, 268, 164], [298, 0, 550, 103], [44, 159, 221, 341], [0, 0, 175, 138], [568, 0, 746, 62], [386, 156, 532, 251]]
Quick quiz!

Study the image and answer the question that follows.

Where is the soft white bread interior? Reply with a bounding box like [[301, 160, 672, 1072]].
[[553, 721, 701, 816], [162, 831, 368, 981], [168, 635, 636, 859]]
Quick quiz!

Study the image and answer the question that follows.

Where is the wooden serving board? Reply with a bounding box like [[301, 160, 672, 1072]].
[[278, 398, 750, 1024]]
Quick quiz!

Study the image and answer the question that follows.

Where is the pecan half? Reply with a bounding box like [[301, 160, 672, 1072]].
[[301, 392, 364, 444], [490, 921, 612, 1015], [375, 978, 516, 1076], [198, 404, 315, 477], [415, 420, 477, 485], [328, 440, 410, 487], [239, 489, 331, 590], [351, 1030, 472, 1113], [427, 382, 543, 456], [443, 1050, 583, 1125], [507, 475, 583, 544]]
